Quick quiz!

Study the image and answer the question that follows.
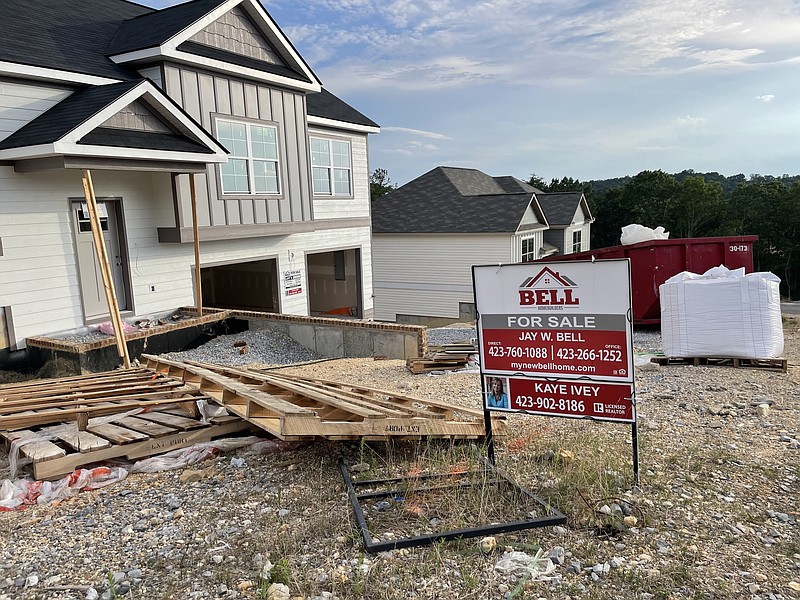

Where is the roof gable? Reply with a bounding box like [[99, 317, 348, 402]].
[[0, 79, 227, 163], [537, 192, 588, 227], [107, 0, 320, 91]]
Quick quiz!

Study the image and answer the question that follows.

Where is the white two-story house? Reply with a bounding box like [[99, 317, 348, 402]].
[[0, 0, 379, 366]]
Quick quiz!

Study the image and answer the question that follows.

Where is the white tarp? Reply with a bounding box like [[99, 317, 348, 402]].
[[659, 265, 784, 359]]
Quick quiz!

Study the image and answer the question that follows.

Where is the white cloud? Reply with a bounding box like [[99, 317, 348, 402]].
[[382, 126, 451, 139], [756, 94, 775, 102]]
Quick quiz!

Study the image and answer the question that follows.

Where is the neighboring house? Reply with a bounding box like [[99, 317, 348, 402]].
[[537, 192, 594, 255], [0, 0, 379, 360], [371, 166, 555, 324]]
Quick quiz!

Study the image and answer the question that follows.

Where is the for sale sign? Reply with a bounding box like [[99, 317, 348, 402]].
[[474, 261, 633, 383]]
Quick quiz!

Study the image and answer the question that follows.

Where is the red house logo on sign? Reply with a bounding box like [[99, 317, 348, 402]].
[[519, 267, 580, 306]]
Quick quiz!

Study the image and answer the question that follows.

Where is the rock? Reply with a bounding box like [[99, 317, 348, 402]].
[[553, 525, 568, 535], [349, 462, 371, 473], [755, 404, 770, 417], [266, 583, 290, 600], [547, 546, 565, 565], [479, 536, 496, 553], [558, 449, 575, 463], [179, 469, 204, 483], [623, 516, 638, 527]]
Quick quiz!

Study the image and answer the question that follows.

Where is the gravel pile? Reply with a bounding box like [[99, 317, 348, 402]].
[[427, 326, 477, 346], [162, 328, 319, 367]]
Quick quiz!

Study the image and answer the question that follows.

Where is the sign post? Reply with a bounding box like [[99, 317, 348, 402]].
[[474, 259, 639, 485]]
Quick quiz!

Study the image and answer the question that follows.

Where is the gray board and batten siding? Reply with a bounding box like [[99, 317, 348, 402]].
[[163, 63, 312, 229]]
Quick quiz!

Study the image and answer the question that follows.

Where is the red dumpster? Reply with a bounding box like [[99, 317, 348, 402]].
[[538, 235, 758, 325]]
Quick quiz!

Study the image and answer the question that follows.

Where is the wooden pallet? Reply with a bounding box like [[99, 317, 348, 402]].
[[650, 356, 788, 373], [406, 357, 469, 374], [2, 410, 252, 480], [142, 354, 504, 441], [0, 368, 210, 430]]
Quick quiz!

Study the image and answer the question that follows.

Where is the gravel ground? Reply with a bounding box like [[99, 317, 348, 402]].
[[0, 319, 798, 600]]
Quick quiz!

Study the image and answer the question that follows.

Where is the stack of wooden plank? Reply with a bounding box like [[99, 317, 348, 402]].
[[141, 354, 503, 441], [0, 369, 252, 480], [406, 341, 478, 374]]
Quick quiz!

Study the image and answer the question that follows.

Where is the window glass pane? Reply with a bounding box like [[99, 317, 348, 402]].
[[332, 141, 350, 168], [253, 160, 279, 194], [312, 167, 331, 194], [250, 125, 277, 160], [218, 121, 248, 156], [221, 159, 250, 193], [333, 168, 351, 195], [311, 138, 330, 167]]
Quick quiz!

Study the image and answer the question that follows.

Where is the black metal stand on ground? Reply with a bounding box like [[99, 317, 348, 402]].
[[339, 456, 567, 553]]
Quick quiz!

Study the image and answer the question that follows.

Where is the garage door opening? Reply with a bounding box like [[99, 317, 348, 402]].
[[307, 248, 362, 318], [200, 259, 279, 312]]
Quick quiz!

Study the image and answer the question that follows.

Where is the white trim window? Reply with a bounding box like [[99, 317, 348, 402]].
[[217, 118, 280, 195], [521, 237, 537, 262], [311, 137, 351, 196], [572, 230, 582, 253]]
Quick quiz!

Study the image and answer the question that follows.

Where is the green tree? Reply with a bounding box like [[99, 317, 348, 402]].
[[369, 168, 397, 201], [665, 175, 724, 238]]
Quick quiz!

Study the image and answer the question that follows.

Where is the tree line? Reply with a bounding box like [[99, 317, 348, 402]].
[[529, 170, 800, 300]]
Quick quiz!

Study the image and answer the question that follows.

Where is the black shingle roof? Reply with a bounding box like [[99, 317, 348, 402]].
[[371, 167, 535, 234], [306, 89, 379, 129], [80, 128, 213, 153], [537, 192, 585, 227], [0, 0, 149, 80], [1, 0, 376, 129], [106, 0, 228, 55], [0, 81, 143, 149]]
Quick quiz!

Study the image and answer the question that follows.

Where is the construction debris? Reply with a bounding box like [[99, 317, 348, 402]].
[[141, 354, 503, 441], [407, 341, 479, 374]]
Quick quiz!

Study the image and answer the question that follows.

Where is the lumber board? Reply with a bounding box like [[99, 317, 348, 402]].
[[4, 430, 66, 462], [32, 415, 252, 481], [87, 423, 150, 445], [0, 369, 154, 395], [136, 411, 209, 431], [57, 430, 112, 453], [116, 416, 178, 437]]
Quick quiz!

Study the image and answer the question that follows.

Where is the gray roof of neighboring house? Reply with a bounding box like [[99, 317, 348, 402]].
[[0, 0, 373, 128], [537, 192, 586, 227], [371, 166, 540, 234]]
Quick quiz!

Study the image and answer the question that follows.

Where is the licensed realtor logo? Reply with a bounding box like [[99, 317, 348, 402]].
[[519, 267, 579, 306]]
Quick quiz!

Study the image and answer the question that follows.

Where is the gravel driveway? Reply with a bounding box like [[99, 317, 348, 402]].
[[0, 320, 797, 600]]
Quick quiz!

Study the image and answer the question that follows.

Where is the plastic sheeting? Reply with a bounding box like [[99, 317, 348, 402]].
[[660, 265, 784, 358], [0, 467, 127, 511], [620, 224, 669, 245]]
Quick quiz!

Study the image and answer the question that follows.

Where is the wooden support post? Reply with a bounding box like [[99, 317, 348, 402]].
[[189, 174, 203, 317], [81, 170, 131, 369]]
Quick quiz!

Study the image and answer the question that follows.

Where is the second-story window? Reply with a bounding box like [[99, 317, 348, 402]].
[[311, 137, 351, 196], [572, 230, 582, 253], [217, 118, 279, 195], [521, 237, 537, 262]]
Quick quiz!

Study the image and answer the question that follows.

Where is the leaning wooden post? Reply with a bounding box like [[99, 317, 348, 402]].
[[81, 170, 131, 369], [189, 174, 203, 317]]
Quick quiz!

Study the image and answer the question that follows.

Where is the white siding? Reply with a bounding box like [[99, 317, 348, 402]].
[[0, 165, 373, 345], [0, 79, 71, 142], [372, 233, 510, 321], [308, 128, 371, 220]]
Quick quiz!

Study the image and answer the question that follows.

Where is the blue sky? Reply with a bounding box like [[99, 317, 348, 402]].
[[141, 0, 800, 186]]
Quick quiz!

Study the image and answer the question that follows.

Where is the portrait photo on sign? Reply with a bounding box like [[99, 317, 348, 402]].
[[485, 376, 510, 410]]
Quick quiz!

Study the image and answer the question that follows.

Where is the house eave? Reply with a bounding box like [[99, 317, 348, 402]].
[[0, 61, 121, 86], [308, 116, 379, 134]]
